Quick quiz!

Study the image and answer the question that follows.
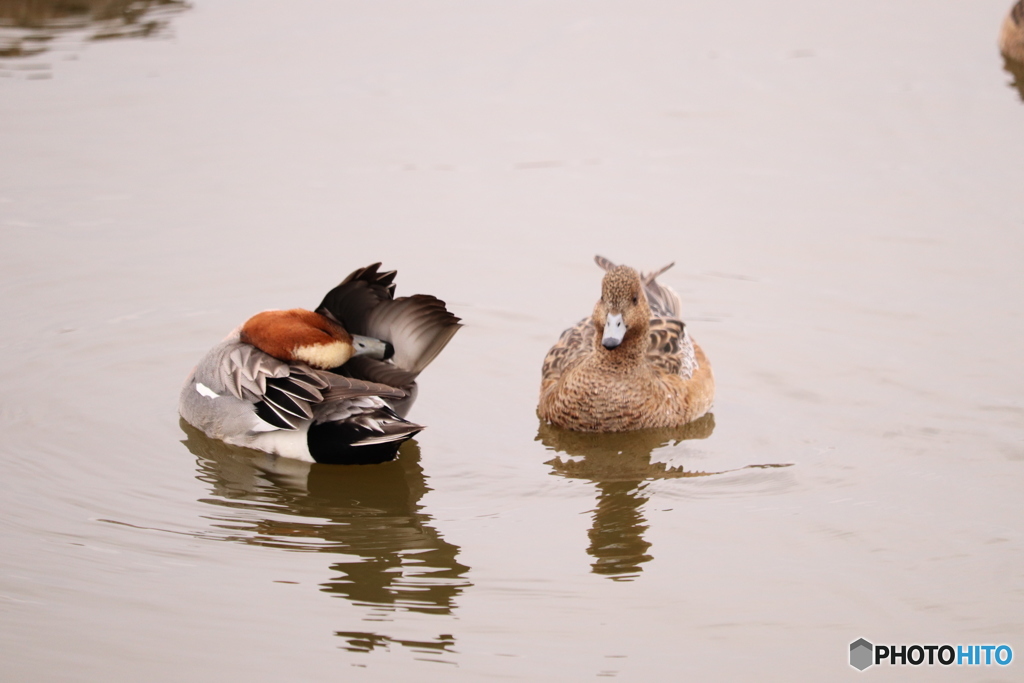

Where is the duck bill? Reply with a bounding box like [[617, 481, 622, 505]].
[[602, 313, 626, 349], [350, 334, 395, 360]]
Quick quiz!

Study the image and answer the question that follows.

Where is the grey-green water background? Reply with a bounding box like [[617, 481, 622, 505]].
[[1, 1, 1023, 680]]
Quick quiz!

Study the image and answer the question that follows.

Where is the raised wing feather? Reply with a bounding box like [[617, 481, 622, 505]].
[[594, 255, 618, 272], [642, 270, 682, 319], [317, 264, 462, 377], [316, 262, 396, 332], [363, 295, 461, 374]]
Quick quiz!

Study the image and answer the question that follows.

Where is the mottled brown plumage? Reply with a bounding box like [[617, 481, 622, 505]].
[[1001, 0, 1024, 62], [538, 256, 715, 432]]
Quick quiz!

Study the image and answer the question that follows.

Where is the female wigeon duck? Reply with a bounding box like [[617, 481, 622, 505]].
[[538, 256, 714, 432], [1001, 0, 1024, 62], [179, 263, 461, 465]]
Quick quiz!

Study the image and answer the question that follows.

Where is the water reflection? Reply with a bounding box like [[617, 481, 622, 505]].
[[0, 0, 188, 69], [539, 415, 716, 581], [181, 420, 470, 655], [334, 630, 456, 657]]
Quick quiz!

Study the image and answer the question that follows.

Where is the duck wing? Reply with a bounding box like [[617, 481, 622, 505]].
[[594, 255, 618, 272], [199, 341, 325, 430], [316, 263, 462, 376], [315, 379, 419, 438], [541, 316, 595, 388], [641, 268, 683, 319], [207, 340, 407, 431], [646, 318, 697, 379]]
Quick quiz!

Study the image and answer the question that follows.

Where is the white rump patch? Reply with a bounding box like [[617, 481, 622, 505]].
[[195, 382, 219, 399], [248, 429, 315, 462]]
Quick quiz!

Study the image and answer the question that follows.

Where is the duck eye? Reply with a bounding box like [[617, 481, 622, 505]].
[[632, 295, 638, 304]]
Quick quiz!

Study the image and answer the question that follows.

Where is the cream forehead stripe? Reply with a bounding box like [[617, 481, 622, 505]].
[[292, 341, 353, 369]]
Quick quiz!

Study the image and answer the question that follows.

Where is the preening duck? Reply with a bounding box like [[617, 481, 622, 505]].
[[538, 256, 714, 432], [179, 264, 461, 464]]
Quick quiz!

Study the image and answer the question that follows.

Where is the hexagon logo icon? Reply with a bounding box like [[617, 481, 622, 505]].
[[850, 638, 873, 671]]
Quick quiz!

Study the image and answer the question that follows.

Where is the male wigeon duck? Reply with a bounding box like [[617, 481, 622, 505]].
[[179, 263, 461, 465], [1001, 0, 1024, 62], [538, 256, 714, 432]]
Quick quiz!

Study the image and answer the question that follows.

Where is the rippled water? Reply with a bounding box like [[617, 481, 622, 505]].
[[2, 0, 1023, 680]]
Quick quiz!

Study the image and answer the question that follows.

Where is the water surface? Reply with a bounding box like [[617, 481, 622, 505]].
[[1, 0, 1022, 680]]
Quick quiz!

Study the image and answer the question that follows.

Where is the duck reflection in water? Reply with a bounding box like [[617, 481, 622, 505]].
[[539, 414, 717, 581], [0, 0, 189, 60], [181, 420, 469, 655]]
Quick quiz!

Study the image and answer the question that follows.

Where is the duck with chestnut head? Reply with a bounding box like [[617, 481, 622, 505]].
[[179, 263, 460, 464]]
